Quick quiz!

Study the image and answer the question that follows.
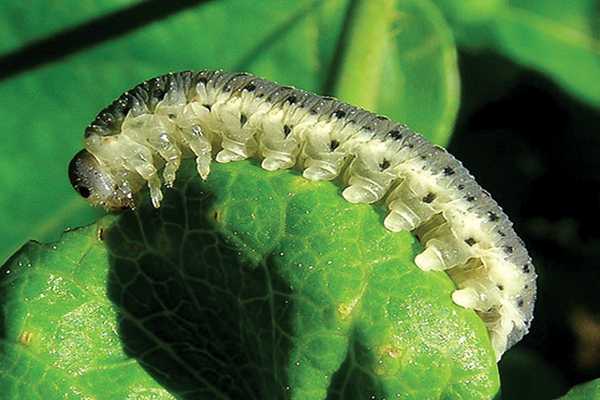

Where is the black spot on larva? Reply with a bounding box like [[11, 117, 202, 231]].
[[388, 130, 402, 140], [362, 125, 373, 132], [376, 115, 388, 120], [379, 159, 391, 171], [465, 237, 477, 246], [330, 140, 340, 151], [283, 125, 292, 136], [168, 113, 176, 120], [517, 300, 524, 308], [240, 113, 247, 126], [198, 76, 208, 84], [443, 166, 455, 176], [457, 184, 465, 190], [488, 211, 500, 222], [78, 186, 91, 199], [522, 264, 531, 273], [524, 284, 529, 289], [422, 192, 436, 204], [504, 245, 514, 254], [497, 284, 504, 291], [466, 196, 476, 202], [498, 230, 507, 237], [203, 104, 212, 111], [286, 95, 297, 105], [244, 83, 256, 92], [333, 110, 346, 119]]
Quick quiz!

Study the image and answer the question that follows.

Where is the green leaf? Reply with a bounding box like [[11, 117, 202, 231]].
[[433, 0, 600, 107], [0, 216, 175, 399], [0, 0, 459, 265], [1, 160, 499, 399], [557, 378, 600, 400], [331, 0, 460, 146]]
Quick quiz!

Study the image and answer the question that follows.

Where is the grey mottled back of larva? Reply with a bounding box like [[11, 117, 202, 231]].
[[77, 70, 536, 360]]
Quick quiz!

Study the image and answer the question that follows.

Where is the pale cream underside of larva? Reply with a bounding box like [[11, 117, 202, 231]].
[[83, 72, 536, 360]]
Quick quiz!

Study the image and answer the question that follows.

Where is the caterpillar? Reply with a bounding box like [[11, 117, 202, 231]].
[[68, 70, 536, 361]]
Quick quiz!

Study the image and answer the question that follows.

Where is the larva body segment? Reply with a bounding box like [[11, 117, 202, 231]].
[[69, 70, 536, 360]]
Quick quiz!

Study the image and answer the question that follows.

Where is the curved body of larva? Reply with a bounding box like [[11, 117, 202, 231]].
[[68, 70, 536, 360]]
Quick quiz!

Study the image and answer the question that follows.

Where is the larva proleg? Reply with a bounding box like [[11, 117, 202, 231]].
[[69, 70, 536, 360]]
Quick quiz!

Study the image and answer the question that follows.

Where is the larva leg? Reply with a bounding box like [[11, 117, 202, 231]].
[[384, 181, 437, 232], [213, 98, 257, 163], [119, 113, 182, 195], [146, 175, 164, 208], [303, 118, 368, 181], [257, 107, 300, 171], [119, 113, 178, 186], [415, 205, 488, 271], [301, 121, 350, 181], [152, 100, 204, 187], [182, 102, 223, 179], [145, 134, 182, 188], [127, 156, 163, 208], [118, 144, 163, 208], [383, 155, 453, 233], [452, 279, 499, 312], [413, 204, 498, 272], [302, 111, 378, 182], [180, 125, 213, 180], [342, 140, 398, 204], [415, 234, 473, 271]]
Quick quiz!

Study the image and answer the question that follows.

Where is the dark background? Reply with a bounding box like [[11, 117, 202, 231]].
[[451, 50, 600, 396]]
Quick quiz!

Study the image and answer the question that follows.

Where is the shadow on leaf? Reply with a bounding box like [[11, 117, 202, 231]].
[[103, 164, 295, 399]]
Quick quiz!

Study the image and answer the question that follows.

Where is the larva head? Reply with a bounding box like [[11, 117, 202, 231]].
[[68, 149, 134, 210]]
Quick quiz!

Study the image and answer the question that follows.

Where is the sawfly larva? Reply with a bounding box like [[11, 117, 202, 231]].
[[68, 70, 536, 360]]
